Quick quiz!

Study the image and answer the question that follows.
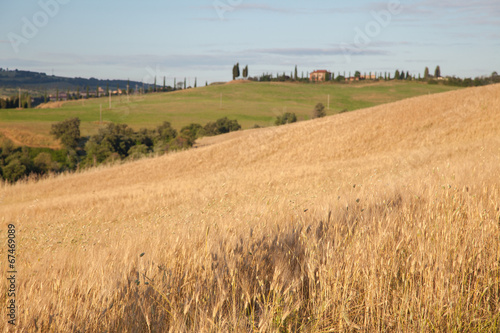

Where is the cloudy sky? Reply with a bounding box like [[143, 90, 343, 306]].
[[1, 0, 499, 84]]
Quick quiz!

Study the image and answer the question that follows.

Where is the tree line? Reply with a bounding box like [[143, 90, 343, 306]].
[[0, 116, 241, 182], [230, 63, 500, 87]]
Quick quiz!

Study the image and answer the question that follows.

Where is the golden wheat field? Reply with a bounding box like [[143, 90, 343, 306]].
[[1, 84, 500, 332]]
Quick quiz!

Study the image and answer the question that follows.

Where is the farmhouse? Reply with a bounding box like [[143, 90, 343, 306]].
[[310, 70, 331, 82]]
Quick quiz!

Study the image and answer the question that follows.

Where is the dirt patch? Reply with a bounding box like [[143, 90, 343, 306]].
[[36, 101, 65, 109], [225, 80, 252, 85], [0, 128, 60, 149]]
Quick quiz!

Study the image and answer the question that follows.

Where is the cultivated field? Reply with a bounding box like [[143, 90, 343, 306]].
[[0, 81, 460, 148], [1, 84, 499, 331]]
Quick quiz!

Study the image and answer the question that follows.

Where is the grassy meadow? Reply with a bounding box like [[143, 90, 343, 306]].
[[1, 84, 499, 331], [0, 80, 461, 148]]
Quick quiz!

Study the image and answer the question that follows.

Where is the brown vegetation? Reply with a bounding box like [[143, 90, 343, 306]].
[[1, 84, 499, 331]]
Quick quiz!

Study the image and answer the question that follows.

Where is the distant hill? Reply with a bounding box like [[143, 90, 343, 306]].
[[0, 68, 150, 94]]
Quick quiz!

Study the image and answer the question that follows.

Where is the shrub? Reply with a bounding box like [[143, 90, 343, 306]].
[[180, 123, 203, 145], [2, 158, 26, 182], [50, 118, 81, 148], [157, 122, 178, 143], [127, 144, 150, 160], [312, 103, 326, 119], [275, 112, 297, 126], [33, 152, 52, 173], [203, 117, 241, 136]]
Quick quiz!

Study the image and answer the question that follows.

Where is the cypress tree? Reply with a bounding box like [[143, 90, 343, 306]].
[[194, 77, 197, 88], [434, 66, 441, 78], [424, 67, 429, 80]]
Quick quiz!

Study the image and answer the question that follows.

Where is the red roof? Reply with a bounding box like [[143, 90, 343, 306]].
[[312, 70, 329, 73]]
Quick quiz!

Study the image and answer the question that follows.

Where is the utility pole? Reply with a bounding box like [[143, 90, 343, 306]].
[[100, 104, 102, 125], [109, 91, 112, 109]]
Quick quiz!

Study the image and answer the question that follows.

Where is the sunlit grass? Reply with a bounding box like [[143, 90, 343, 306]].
[[0, 84, 498, 332]]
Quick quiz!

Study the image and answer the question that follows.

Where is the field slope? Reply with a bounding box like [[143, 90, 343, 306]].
[[0, 81, 460, 147], [1, 84, 499, 332]]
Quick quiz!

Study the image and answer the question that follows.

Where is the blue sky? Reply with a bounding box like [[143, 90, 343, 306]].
[[0, 0, 499, 85]]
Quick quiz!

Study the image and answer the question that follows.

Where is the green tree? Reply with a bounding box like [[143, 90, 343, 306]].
[[50, 117, 81, 149], [33, 152, 53, 174], [435, 66, 441, 78], [2, 158, 26, 182], [275, 113, 297, 125], [194, 77, 197, 88], [180, 123, 203, 145], [203, 117, 241, 136], [294, 65, 298, 81], [424, 67, 430, 80], [243, 65, 248, 79], [232, 63, 240, 80], [157, 121, 178, 142], [106, 83, 109, 96], [312, 103, 326, 119], [395, 70, 400, 80]]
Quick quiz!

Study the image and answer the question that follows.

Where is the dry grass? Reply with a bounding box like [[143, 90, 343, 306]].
[[1, 84, 499, 332], [0, 127, 60, 149]]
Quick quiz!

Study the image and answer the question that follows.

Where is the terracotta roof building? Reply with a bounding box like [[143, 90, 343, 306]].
[[310, 70, 331, 82]]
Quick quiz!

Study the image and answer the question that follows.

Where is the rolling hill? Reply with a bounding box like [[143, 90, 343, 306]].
[[0, 84, 499, 331], [0, 80, 461, 148]]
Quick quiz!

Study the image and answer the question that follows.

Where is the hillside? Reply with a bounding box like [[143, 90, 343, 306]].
[[1, 84, 499, 331], [0, 69, 149, 97], [0, 80, 461, 148]]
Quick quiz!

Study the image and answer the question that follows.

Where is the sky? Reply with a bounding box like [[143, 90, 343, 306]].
[[0, 0, 499, 85]]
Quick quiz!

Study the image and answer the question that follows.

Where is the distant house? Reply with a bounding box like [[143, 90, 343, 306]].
[[310, 70, 331, 82], [360, 74, 377, 80]]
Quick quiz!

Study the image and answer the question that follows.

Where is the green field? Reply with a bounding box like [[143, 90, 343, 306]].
[[0, 81, 462, 147]]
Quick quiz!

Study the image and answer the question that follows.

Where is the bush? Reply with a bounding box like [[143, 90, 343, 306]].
[[2, 158, 26, 182], [180, 123, 203, 145], [33, 152, 52, 173], [157, 122, 177, 143], [203, 117, 241, 136], [50, 118, 81, 148], [312, 103, 326, 119], [127, 144, 150, 160], [275, 112, 297, 126]]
